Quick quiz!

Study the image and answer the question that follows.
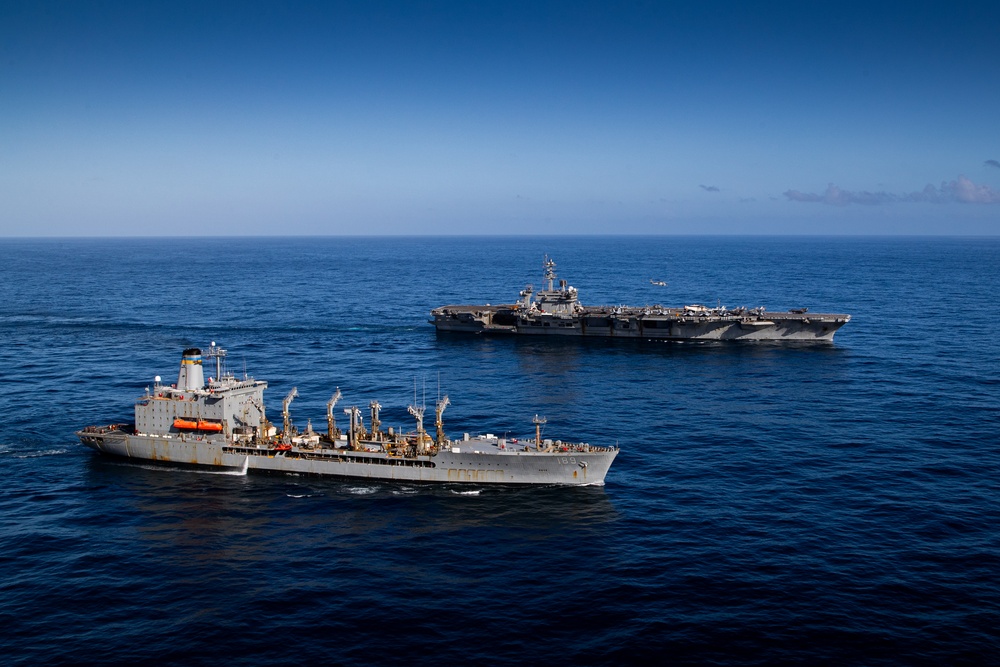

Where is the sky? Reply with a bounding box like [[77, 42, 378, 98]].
[[2, 0, 999, 236]]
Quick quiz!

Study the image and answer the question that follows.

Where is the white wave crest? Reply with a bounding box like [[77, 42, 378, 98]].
[[105, 460, 248, 476], [13, 448, 69, 458]]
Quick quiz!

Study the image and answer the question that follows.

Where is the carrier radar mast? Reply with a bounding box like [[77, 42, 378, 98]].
[[543, 255, 557, 291]]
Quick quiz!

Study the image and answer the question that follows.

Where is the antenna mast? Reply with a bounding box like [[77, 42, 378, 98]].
[[205, 341, 227, 380], [533, 414, 547, 450], [543, 255, 557, 291]]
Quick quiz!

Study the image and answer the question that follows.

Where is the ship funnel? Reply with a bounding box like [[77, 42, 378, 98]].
[[177, 348, 205, 390]]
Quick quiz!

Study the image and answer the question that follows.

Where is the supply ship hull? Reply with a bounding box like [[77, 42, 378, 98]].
[[77, 428, 614, 484], [77, 344, 617, 486], [431, 257, 850, 342]]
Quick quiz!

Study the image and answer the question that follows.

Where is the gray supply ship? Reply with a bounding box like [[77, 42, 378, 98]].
[[77, 344, 617, 485], [431, 256, 851, 341]]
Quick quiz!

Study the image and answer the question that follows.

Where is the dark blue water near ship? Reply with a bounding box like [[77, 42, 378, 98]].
[[1, 236, 998, 666]]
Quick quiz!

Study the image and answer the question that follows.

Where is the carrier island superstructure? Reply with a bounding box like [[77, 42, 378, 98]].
[[77, 344, 617, 485], [431, 257, 851, 342]]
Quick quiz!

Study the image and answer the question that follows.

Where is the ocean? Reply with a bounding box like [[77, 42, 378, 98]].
[[1, 236, 998, 665]]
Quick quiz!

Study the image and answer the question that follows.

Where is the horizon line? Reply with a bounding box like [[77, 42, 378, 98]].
[[2, 232, 999, 240]]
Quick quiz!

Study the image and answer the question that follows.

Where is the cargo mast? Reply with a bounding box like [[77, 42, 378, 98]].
[[435, 395, 450, 445], [282, 387, 297, 440], [326, 388, 341, 440], [369, 400, 382, 440]]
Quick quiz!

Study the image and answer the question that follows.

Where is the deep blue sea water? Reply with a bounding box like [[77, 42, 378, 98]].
[[1, 236, 998, 666]]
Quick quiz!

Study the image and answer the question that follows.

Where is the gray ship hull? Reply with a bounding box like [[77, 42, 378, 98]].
[[77, 342, 620, 487], [431, 256, 850, 342], [78, 428, 617, 486], [431, 305, 849, 341]]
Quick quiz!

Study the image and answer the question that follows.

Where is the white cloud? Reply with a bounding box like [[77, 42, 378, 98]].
[[784, 175, 1000, 206]]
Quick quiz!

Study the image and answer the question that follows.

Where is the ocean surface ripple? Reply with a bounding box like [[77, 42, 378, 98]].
[[1, 236, 998, 665]]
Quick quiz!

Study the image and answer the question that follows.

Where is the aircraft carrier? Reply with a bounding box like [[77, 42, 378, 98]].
[[77, 344, 617, 485], [431, 257, 851, 342]]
